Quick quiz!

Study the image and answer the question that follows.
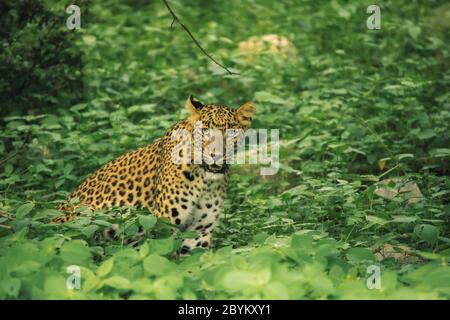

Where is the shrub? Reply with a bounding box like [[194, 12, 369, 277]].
[[0, 0, 85, 117]]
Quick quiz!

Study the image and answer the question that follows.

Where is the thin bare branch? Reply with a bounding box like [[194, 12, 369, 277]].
[[0, 211, 15, 220], [163, 0, 239, 75], [0, 224, 14, 231]]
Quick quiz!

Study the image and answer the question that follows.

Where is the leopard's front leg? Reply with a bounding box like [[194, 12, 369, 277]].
[[180, 191, 224, 255], [180, 232, 213, 255]]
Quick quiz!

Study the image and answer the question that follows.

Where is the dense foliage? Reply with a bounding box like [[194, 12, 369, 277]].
[[0, 0, 87, 116], [0, 0, 449, 299]]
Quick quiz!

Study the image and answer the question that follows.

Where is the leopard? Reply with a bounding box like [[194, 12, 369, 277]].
[[53, 96, 256, 254]]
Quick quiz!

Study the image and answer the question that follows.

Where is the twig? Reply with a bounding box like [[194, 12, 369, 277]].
[[377, 164, 400, 179], [0, 211, 15, 220], [162, 0, 239, 75]]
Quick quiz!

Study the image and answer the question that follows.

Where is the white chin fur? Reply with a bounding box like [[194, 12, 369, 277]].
[[204, 171, 224, 180]]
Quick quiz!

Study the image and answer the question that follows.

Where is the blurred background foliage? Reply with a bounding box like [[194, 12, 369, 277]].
[[0, 0, 449, 299]]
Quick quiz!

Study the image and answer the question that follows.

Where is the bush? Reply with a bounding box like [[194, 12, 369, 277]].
[[0, 0, 85, 117]]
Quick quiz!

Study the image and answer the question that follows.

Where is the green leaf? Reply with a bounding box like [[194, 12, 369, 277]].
[[16, 203, 35, 219], [254, 91, 286, 105], [180, 231, 200, 239], [365, 215, 389, 225], [59, 240, 92, 266], [33, 208, 61, 220], [346, 248, 375, 263], [149, 238, 175, 255], [430, 148, 450, 158], [309, 274, 335, 296], [139, 242, 150, 259], [391, 215, 416, 223], [414, 251, 442, 260], [416, 129, 435, 140], [221, 270, 261, 290], [291, 234, 314, 252], [0, 278, 21, 298], [143, 254, 176, 276], [414, 224, 439, 244], [102, 276, 131, 290], [97, 258, 114, 277], [43, 276, 67, 298], [82, 35, 97, 46], [81, 225, 99, 238], [398, 153, 414, 160], [139, 215, 157, 231], [92, 220, 113, 227]]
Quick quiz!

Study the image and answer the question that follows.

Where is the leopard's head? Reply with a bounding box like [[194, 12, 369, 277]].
[[184, 96, 256, 173]]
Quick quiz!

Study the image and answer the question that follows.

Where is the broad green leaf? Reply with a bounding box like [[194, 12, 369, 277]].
[[414, 224, 439, 244], [143, 255, 176, 276], [60, 241, 92, 266], [16, 203, 35, 219], [97, 258, 114, 277], [102, 276, 131, 290], [139, 215, 157, 231]]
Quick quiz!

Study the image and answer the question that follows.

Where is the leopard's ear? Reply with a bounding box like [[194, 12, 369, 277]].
[[186, 95, 204, 114], [236, 102, 256, 128]]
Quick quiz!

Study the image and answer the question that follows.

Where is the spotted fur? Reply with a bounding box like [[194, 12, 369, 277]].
[[54, 96, 256, 253]]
